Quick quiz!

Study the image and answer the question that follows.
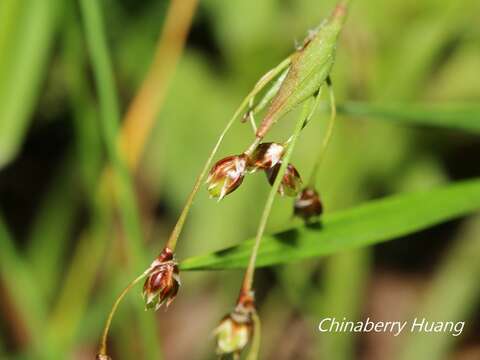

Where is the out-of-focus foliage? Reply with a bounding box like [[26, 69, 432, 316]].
[[0, 0, 479, 359]]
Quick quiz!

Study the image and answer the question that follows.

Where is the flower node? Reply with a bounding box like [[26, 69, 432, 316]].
[[142, 247, 180, 311], [207, 154, 249, 200], [248, 142, 285, 170]]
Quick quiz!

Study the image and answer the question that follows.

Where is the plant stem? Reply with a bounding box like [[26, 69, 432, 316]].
[[120, 0, 199, 170], [308, 80, 336, 186], [246, 312, 262, 360], [241, 93, 322, 294], [98, 272, 148, 356], [165, 57, 292, 251]]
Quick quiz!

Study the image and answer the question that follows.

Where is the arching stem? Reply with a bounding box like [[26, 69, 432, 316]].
[[308, 78, 336, 187], [98, 271, 148, 357]]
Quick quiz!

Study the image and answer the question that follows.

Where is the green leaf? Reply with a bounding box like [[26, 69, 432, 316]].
[[180, 178, 480, 270], [257, 2, 349, 137], [0, 0, 61, 168], [338, 102, 480, 134]]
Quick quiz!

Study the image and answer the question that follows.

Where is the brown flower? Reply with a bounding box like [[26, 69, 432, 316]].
[[215, 292, 255, 357], [294, 187, 323, 221], [266, 162, 302, 197], [207, 154, 248, 200], [248, 142, 284, 170], [143, 247, 180, 311]]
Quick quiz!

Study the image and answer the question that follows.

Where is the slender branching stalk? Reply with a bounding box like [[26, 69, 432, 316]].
[[98, 272, 148, 357], [241, 92, 322, 295], [308, 79, 337, 186]]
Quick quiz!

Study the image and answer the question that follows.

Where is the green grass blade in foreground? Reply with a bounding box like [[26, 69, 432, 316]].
[[0, 0, 61, 168], [338, 102, 480, 134], [181, 178, 480, 270]]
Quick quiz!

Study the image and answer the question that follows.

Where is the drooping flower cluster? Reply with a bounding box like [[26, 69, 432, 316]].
[[215, 291, 256, 357], [206, 142, 302, 201], [142, 247, 180, 311]]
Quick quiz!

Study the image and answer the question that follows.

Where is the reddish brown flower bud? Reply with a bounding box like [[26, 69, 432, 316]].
[[215, 292, 255, 357], [266, 162, 302, 197], [294, 187, 323, 221], [248, 142, 284, 170], [143, 247, 180, 311], [207, 154, 248, 200]]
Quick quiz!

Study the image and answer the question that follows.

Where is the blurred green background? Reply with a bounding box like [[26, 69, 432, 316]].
[[0, 0, 479, 359]]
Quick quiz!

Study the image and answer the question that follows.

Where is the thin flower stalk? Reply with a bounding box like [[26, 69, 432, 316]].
[[98, 272, 147, 358], [215, 95, 321, 360], [241, 93, 322, 296], [308, 80, 337, 187], [294, 81, 336, 222]]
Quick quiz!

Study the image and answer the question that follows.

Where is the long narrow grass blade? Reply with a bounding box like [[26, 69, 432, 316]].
[[338, 102, 480, 134], [181, 178, 480, 270]]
